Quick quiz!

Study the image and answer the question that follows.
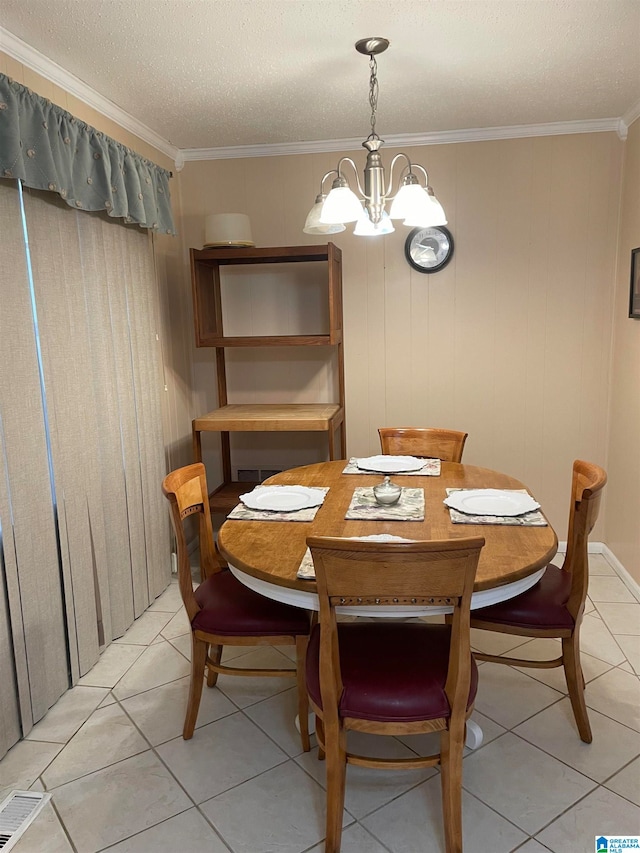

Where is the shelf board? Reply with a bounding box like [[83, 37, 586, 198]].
[[194, 403, 343, 433], [192, 245, 333, 265], [197, 334, 338, 348]]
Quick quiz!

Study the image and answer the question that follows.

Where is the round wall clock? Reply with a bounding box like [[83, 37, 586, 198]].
[[404, 226, 454, 274]]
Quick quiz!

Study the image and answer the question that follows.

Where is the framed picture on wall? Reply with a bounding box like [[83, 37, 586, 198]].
[[630, 248, 640, 319]]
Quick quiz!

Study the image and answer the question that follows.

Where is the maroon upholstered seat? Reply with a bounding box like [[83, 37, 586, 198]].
[[194, 570, 309, 636], [306, 622, 478, 722], [469, 460, 607, 745], [472, 565, 574, 631], [162, 462, 310, 747]]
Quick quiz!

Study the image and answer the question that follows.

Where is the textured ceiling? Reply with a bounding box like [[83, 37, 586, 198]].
[[2, 0, 639, 150]]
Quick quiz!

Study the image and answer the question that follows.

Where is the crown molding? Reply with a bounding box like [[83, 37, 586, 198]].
[[181, 117, 623, 162], [620, 98, 640, 138], [2, 25, 634, 167], [1, 27, 180, 167], [616, 98, 640, 141]]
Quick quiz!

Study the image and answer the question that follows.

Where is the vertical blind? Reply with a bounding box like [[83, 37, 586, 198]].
[[0, 179, 171, 758]]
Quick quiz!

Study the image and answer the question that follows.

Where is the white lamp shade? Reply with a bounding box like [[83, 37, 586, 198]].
[[389, 184, 434, 222], [401, 191, 447, 227], [303, 201, 346, 235], [353, 209, 395, 236], [320, 186, 363, 224], [204, 213, 254, 247], [426, 193, 447, 225]]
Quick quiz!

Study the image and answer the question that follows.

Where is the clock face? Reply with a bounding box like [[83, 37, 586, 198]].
[[405, 226, 454, 273]]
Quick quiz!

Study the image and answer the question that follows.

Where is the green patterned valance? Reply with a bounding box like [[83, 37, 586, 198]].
[[0, 73, 175, 235]]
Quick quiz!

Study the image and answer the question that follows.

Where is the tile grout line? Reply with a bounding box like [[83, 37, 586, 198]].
[[9, 556, 638, 853], [106, 693, 236, 853]]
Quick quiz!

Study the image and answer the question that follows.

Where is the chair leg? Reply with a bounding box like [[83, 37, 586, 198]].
[[440, 722, 464, 853], [206, 644, 222, 687], [295, 635, 311, 752], [183, 635, 208, 739], [562, 632, 592, 743], [316, 716, 326, 760], [324, 727, 347, 853]]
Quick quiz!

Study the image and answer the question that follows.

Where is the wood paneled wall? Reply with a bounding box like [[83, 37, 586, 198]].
[[4, 46, 633, 569], [606, 119, 640, 582], [178, 132, 624, 542]]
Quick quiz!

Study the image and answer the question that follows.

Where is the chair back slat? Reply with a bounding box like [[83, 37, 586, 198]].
[[378, 427, 468, 463], [308, 538, 483, 602], [564, 460, 607, 619], [162, 463, 223, 621]]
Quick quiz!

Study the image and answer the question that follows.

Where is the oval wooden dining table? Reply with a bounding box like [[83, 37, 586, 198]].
[[217, 460, 558, 617]]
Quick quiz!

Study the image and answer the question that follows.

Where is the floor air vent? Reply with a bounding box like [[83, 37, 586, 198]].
[[0, 791, 51, 851]]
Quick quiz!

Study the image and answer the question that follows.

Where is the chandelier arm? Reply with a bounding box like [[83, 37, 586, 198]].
[[384, 153, 413, 199], [337, 157, 366, 198], [319, 169, 339, 193], [410, 163, 430, 185]]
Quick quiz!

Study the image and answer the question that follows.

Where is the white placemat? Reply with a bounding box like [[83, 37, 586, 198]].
[[342, 457, 441, 476], [227, 486, 330, 522], [445, 488, 547, 526], [345, 487, 425, 521]]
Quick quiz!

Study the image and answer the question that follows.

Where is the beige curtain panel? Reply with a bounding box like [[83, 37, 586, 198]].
[[0, 178, 171, 759], [0, 180, 68, 752]]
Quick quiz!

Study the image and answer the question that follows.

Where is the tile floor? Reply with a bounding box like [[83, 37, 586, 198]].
[[3, 552, 638, 852]]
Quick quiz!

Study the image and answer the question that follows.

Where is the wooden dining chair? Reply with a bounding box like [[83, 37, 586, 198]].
[[470, 460, 607, 743], [306, 535, 485, 853], [378, 427, 468, 463], [162, 462, 311, 749]]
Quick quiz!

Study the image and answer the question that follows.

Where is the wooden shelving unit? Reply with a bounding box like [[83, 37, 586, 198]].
[[190, 243, 346, 513]]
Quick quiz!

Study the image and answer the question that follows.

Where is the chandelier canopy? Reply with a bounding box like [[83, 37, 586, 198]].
[[304, 37, 447, 238]]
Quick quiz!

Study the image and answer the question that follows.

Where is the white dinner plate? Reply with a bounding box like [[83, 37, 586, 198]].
[[349, 534, 415, 543], [239, 485, 326, 512], [356, 455, 426, 473], [443, 489, 540, 516]]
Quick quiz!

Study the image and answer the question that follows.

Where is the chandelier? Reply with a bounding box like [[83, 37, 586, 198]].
[[304, 37, 447, 237]]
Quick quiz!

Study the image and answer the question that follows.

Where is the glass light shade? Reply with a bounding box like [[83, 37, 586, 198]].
[[389, 184, 426, 220], [353, 209, 395, 236], [303, 201, 346, 235], [426, 191, 447, 225], [402, 188, 447, 227], [320, 186, 363, 224]]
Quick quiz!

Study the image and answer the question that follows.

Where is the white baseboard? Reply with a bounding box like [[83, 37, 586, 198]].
[[556, 540, 640, 603], [556, 541, 603, 554], [601, 544, 640, 603]]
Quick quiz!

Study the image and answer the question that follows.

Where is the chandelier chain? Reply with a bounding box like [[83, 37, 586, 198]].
[[368, 54, 379, 140]]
